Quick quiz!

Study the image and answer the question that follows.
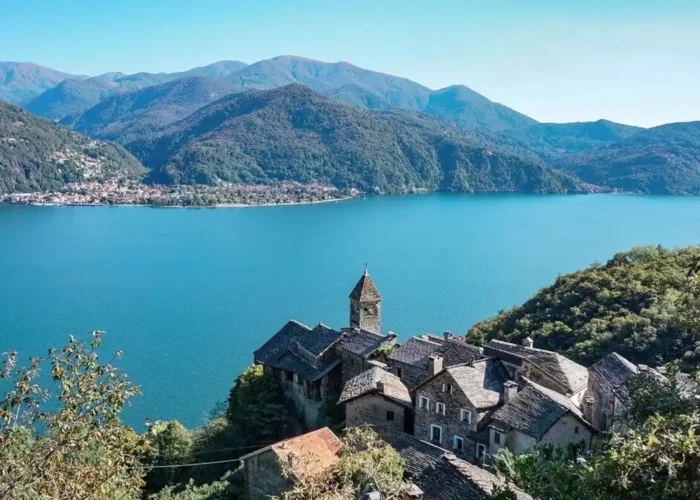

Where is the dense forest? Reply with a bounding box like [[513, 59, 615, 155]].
[[128, 84, 588, 194], [469, 246, 700, 369], [0, 100, 145, 193]]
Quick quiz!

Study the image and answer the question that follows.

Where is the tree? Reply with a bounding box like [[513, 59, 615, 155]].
[[145, 421, 194, 493], [226, 364, 290, 443], [281, 426, 409, 500], [148, 475, 238, 500], [0, 331, 149, 500]]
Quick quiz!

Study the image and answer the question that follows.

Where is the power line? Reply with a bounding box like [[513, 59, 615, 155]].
[[130, 457, 243, 470]]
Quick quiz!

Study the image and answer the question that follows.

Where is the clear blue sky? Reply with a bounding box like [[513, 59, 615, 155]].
[[3, 0, 699, 127]]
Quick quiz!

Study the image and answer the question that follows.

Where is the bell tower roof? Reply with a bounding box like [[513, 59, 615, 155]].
[[349, 269, 381, 302]]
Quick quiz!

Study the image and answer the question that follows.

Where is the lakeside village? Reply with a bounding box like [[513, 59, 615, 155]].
[[0, 181, 354, 207], [238, 269, 672, 500]]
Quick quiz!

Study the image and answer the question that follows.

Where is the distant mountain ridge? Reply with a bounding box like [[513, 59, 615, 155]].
[[127, 84, 590, 194], [0, 62, 87, 105]]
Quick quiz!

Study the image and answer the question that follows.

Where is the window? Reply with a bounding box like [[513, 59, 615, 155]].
[[419, 396, 429, 410], [435, 402, 446, 415], [386, 410, 395, 421], [476, 444, 486, 460], [453, 435, 464, 452], [460, 409, 472, 424], [285, 370, 293, 381], [494, 431, 502, 446], [574, 426, 579, 434], [396, 367, 402, 378], [441, 382, 454, 394], [430, 424, 442, 444]]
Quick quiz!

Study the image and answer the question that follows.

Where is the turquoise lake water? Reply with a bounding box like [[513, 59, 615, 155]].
[[1, 193, 700, 429]]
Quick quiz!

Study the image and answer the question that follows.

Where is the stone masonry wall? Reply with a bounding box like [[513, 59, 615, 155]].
[[244, 450, 290, 500], [385, 359, 425, 390], [541, 413, 592, 450], [414, 371, 484, 462], [346, 394, 406, 433]]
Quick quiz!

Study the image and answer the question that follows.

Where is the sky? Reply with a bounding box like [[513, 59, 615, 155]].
[[3, 0, 700, 127]]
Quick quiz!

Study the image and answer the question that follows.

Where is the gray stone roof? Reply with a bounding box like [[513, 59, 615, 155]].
[[380, 433, 531, 500], [338, 328, 387, 359], [338, 367, 411, 406], [254, 320, 312, 364], [490, 380, 592, 439], [446, 358, 509, 409], [254, 320, 343, 381], [349, 271, 381, 302], [388, 336, 483, 370], [588, 352, 639, 406], [485, 340, 588, 395]]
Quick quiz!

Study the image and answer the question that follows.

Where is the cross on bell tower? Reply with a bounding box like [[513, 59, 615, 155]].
[[349, 266, 382, 333]]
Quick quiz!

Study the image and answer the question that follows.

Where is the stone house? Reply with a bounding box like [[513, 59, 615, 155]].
[[337, 327, 396, 385], [338, 366, 413, 433], [412, 357, 509, 463], [386, 334, 483, 389], [253, 270, 392, 428], [240, 427, 342, 500], [488, 380, 594, 458], [484, 338, 588, 401], [581, 352, 666, 433], [253, 320, 344, 428], [381, 432, 532, 500]]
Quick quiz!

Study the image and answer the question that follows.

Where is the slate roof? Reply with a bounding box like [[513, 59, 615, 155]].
[[338, 328, 388, 359], [388, 336, 483, 371], [490, 380, 592, 439], [241, 427, 342, 479], [380, 433, 532, 500], [445, 358, 509, 409], [588, 352, 639, 406], [485, 340, 588, 395], [349, 270, 382, 302], [254, 320, 343, 381], [338, 367, 411, 406]]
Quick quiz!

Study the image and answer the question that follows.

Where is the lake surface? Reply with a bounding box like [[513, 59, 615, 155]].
[[1, 194, 699, 429]]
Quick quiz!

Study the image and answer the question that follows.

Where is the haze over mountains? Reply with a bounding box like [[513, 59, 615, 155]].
[[1, 54, 700, 196]]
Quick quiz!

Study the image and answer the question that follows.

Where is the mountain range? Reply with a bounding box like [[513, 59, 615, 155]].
[[1, 55, 699, 196]]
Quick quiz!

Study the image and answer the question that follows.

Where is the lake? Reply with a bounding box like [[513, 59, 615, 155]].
[[1, 193, 699, 429]]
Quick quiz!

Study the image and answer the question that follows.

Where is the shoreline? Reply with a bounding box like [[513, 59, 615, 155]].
[[0, 194, 356, 209]]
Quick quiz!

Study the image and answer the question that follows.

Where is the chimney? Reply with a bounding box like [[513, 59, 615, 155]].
[[522, 336, 534, 348], [376, 380, 385, 394], [443, 331, 454, 342], [428, 354, 443, 376], [503, 380, 518, 403]]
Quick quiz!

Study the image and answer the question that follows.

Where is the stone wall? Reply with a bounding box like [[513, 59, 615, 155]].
[[583, 377, 616, 432], [541, 413, 592, 450], [488, 428, 536, 457], [244, 450, 290, 500], [346, 394, 406, 433], [385, 359, 426, 389], [341, 350, 370, 385], [414, 371, 484, 462]]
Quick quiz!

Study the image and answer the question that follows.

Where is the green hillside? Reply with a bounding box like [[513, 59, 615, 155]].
[[469, 246, 700, 369], [127, 84, 590, 194], [0, 100, 145, 193]]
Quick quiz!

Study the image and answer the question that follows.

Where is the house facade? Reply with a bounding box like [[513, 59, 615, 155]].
[[412, 358, 508, 463], [338, 366, 412, 433], [488, 380, 594, 457]]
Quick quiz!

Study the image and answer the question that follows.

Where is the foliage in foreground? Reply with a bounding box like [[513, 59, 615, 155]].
[[0, 331, 148, 500], [469, 246, 700, 368], [496, 372, 700, 500], [280, 426, 407, 500]]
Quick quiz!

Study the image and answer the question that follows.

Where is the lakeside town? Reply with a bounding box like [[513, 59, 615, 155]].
[[0, 181, 355, 207]]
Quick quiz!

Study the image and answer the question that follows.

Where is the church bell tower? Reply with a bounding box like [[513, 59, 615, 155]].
[[349, 267, 382, 333]]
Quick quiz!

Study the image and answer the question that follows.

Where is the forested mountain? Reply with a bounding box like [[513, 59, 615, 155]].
[[423, 85, 537, 130], [72, 77, 237, 144], [127, 84, 589, 194], [469, 246, 700, 369], [0, 62, 85, 105], [0, 100, 145, 193], [556, 121, 700, 194]]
